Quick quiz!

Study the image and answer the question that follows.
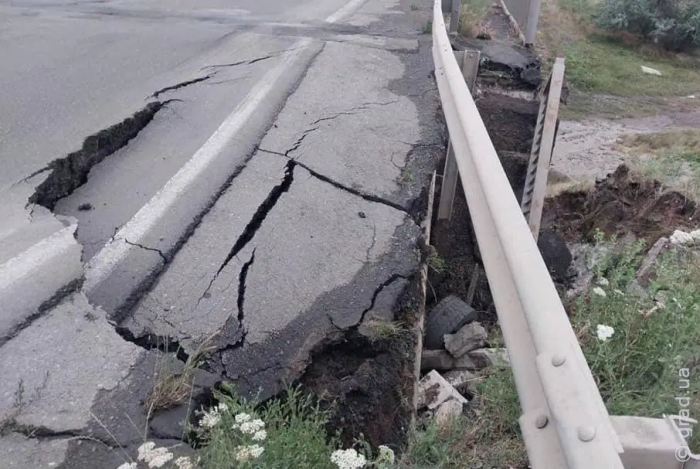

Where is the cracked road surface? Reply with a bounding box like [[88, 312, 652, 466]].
[[0, 0, 443, 465]]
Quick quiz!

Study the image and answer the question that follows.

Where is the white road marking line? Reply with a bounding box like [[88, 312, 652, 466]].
[[85, 0, 368, 292]]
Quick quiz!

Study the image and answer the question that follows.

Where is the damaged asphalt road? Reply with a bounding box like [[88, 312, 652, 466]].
[[0, 0, 443, 465]]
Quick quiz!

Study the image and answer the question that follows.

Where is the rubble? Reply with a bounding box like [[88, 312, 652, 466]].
[[443, 322, 487, 358]]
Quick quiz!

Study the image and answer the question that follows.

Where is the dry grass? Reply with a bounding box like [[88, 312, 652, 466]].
[[458, 0, 492, 38], [617, 129, 700, 200], [144, 334, 218, 413]]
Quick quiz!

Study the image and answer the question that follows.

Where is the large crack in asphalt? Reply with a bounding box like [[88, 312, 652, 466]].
[[259, 148, 408, 213], [28, 101, 174, 211], [197, 160, 295, 304]]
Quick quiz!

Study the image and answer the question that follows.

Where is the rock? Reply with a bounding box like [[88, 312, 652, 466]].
[[417, 370, 468, 410], [424, 296, 478, 349], [671, 230, 694, 246], [637, 237, 670, 287], [435, 399, 463, 428], [443, 322, 487, 358], [538, 231, 572, 282], [149, 404, 190, 440], [469, 348, 510, 369], [443, 369, 480, 397], [421, 349, 455, 372], [454, 354, 479, 370]]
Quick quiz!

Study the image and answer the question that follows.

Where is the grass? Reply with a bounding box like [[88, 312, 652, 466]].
[[399, 370, 526, 469], [196, 386, 395, 469], [145, 334, 218, 414], [358, 318, 411, 344], [619, 129, 700, 199], [538, 0, 700, 118], [422, 20, 432, 34], [458, 0, 491, 38], [570, 234, 700, 450]]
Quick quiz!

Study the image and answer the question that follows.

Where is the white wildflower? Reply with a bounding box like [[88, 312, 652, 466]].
[[330, 448, 367, 469], [252, 429, 267, 441], [377, 445, 395, 465], [174, 456, 194, 469], [143, 447, 173, 469], [235, 413, 252, 424], [217, 403, 229, 413], [597, 324, 615, 342], [597, 277, 609, 286], [200, 407, 222, 429], [671, 230, 694, 246], [137, 442, 156, 461], [691, 230, 700, 243], [235, 444, 265, 462], [592, 287, 607, 297], [250, 445, 265, 458], [613, 289, 624, 295], [116, 463, 137, 469], [148, 452, 174, 468], [239, 419, 265, 435]]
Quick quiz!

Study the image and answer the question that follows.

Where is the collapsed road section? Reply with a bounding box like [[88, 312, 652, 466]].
[[0, 0, 442, 466]]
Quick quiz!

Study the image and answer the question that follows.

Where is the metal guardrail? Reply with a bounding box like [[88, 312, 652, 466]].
[[431, 1, 695, 467]]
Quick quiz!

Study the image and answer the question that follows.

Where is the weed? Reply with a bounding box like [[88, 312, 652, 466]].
[[422, 20, 432, 34], [410, 3, 419, 11], [0, 372, 50, 436], [399, 370, 526, 468], [196, 386, 391, 468], [458, 0, 491, 38], [397, 166, 414, 185], [621, 130, 700, 200], [358, 318, 410, 343], [144, 334, 218, 414], [572, 236, 700, 452], [428, 252, 446, 274]]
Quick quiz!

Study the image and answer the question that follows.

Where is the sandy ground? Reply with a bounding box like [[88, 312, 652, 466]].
[[552, 109, 700, 183]]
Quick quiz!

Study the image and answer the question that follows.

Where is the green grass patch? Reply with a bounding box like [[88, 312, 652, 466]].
[[563, 36, 700, 96], [571, 234, 700, 449], [195, 386, 396, 469]]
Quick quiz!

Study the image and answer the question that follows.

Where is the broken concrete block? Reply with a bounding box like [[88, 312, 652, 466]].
[[454, 354, 479, 370], [443, 369, 480, 396], [417, 370, 469, 410], [424, 295, 478, 349], [469, 348, 510, 369], [435, 399, 463, 428], [444, 322, 487, 358], [637, 237, 670, 286], [421, 349, 455, 372]]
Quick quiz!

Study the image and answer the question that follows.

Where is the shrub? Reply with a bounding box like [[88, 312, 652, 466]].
[[595, 0, 700, 51]]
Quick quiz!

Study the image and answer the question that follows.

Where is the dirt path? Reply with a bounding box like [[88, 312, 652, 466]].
[[552, 108, 700, 183]]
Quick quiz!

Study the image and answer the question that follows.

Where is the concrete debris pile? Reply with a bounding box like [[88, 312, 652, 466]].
[[418, 295, 509, 426]]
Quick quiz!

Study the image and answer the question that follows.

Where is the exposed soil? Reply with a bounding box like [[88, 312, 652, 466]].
[[300, 331, 413, 449], [543, 165, 700, 245], [429, 93, 539, 321]]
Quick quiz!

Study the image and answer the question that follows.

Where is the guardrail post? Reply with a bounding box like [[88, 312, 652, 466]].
[[441, 0, 451, 13], [438, 50, 480, 221], [521, 56, 565, 241], [449, 0, 461, 34]]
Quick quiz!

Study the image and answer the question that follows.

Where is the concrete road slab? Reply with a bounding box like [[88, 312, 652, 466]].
[[257, 40, 421, 207], [0, 293, 143, 435], [124, 150, 291, 352]]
